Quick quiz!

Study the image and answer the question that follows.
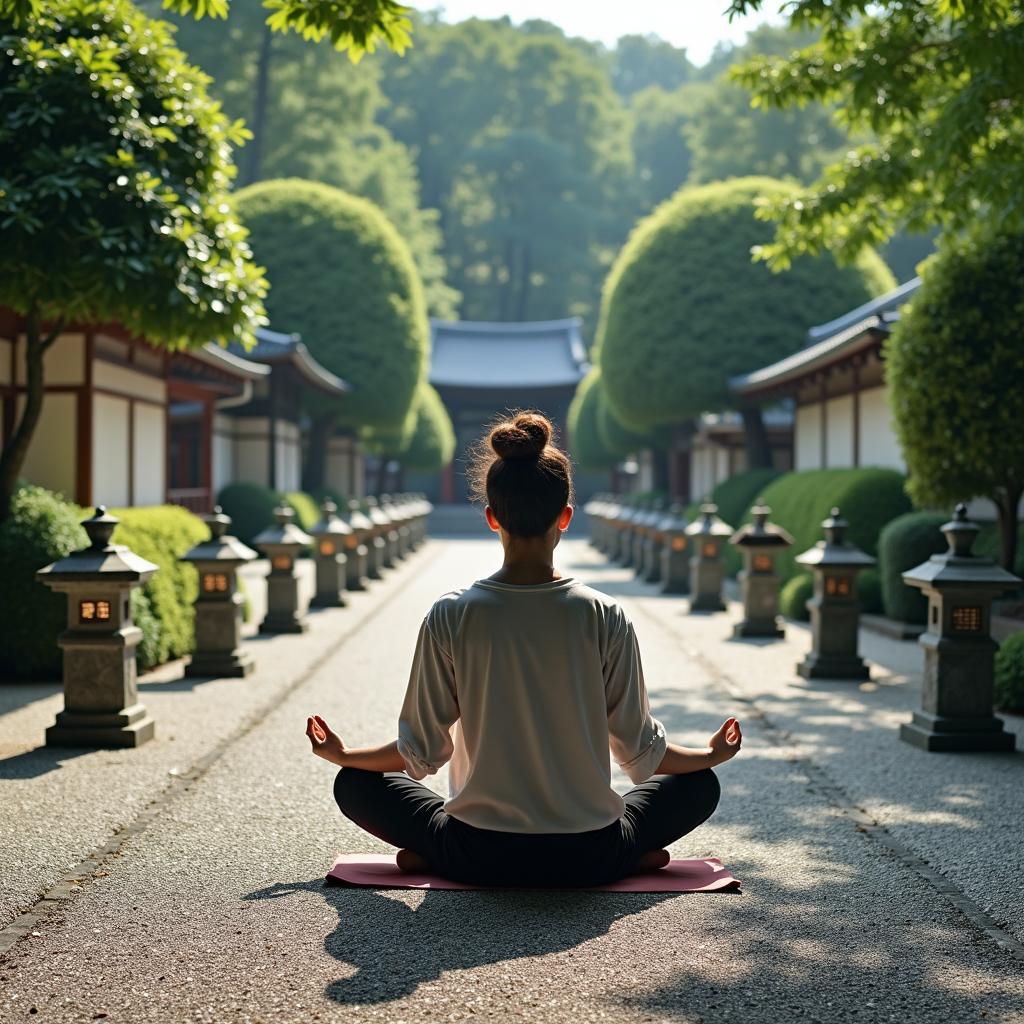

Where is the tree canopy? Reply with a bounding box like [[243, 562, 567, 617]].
[[597, 177, 895, 431], [2, 0, 413, 61], [887, 227, 1024, 571], [728, 0, 1024, 267], [234, 178, 428, 431], [160, 1, 458, 318], [0, 0, 265, 346], [0, 0, 266, 515]]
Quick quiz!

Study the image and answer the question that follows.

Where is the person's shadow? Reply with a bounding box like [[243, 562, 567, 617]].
[[245, 878, 674, 1005]]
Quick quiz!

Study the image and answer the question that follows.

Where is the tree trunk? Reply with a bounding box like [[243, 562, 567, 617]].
[[302, 414, 334, 493], [651, 447, 670, 494], [740, 403, 772, 470], [995, 484, 1022, 573], [0, 312, 62, 522], [240, 23, 274, 187]]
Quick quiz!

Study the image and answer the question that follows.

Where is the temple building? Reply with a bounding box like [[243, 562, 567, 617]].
[[428, 318, 588, 503], [728, 278, 920, 474]]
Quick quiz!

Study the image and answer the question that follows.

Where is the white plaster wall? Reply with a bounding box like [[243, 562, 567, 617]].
[[795, 404, 822, 471], [133, 403, 165, 505], [93, 394, 130, 507], [12, 333, 86, 387], [212, 414, 235, 496], [0, 337, 12, 385], [231, 416, 270, 487], [689, 446, 713, 502], [825, 394, 855, 468], [715, 447, 731, 488], [326, 437, 353, 499], [858, 386, 905, 471], [17, 391, 77, 499], [93, 360, 166, 404], [276, 421, 301, 492]]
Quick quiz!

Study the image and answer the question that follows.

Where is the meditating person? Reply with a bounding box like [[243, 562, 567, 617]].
[[306, 411, 742, 888]]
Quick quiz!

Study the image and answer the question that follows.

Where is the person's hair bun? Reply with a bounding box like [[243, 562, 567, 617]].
[[489, 412, 551, 460]]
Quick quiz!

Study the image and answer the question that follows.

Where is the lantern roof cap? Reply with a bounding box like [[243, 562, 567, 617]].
[[685, 502, 733, 538], [364, 496, 391, 526], [903, 504, 1022, 590], [657, 503, 688, 532], [36, 506, 159, 582], [253, 505, 313, 548], [181, 506, 258, 564], [346, 499, 374, 532], [796, 507, 876, 568], [729, 498, 794, 548], [310, 499, 353, 538]]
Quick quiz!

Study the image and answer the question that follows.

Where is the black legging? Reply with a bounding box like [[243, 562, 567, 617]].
[[334, 767, 721, 888]]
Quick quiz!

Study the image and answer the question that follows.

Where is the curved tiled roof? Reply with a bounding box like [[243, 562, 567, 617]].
[[730, 278, 921, 396], [429, 318, 588, 388], [229, 327, 350, 395]]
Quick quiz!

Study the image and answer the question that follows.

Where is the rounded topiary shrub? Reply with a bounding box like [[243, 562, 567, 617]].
[[400, 384, 456, 472], [994, 631, 1024, 713], [567, 369, 619, 471], [235, 179, 429, 431], [597, 176, 894, 429], [878, 511, 949, 624], [780, 573, 813, 621], [283, 491, 320, 532], [0, 485, 86, 679], [217, 482, 281, 545], [856, 567, 884, 615]]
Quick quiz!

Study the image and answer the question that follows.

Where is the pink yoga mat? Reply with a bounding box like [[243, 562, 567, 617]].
[[325, 853, 740, 892]]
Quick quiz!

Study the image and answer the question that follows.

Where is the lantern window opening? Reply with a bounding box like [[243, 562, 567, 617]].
[[319, 540, 336, 557], [272, 555, 293, 571], [951, 605, 983, 633], [671, 537, 686, 552], [701, 542, 718, 558], [752, 554, 773, 573]]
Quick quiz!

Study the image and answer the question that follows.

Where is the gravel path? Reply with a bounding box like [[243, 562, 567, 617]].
[[1, 538, 1022, 1024]]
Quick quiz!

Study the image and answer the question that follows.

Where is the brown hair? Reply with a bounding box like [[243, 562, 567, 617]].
[[469, 410, 574, 537]]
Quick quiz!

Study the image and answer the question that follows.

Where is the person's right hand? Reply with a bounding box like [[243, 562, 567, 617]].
[[708, 718, 742, 766], [306, 714, 347, 766]]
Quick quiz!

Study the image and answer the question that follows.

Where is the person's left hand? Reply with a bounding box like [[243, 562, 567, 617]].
[[306, 715, 346, 766]]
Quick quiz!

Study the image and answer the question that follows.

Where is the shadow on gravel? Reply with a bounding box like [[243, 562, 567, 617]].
[[245, 878, 674, 1006], [0, 744, 91, 779]]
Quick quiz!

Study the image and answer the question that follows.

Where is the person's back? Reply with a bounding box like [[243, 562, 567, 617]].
[[306, 411, 741, 887], [406, 577, 662, 834]]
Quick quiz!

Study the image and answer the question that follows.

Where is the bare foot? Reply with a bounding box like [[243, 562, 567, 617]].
[[396, 849, 430, 874], [631, 849, 671, 874]]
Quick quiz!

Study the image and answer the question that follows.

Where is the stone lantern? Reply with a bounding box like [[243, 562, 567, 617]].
[[382, 494, 410, 559], [659, 504, 690, 594], [640, 499, 667, 583], [411, 492, 431, 547], [729, 499, 794, 639], [635, 499, 663, 579], [686, 502, 733, 612], [254, 506, 312, 634], [309, 499, 351, 608], [583, 493, 606, 551], [337, 500, 369, 592], [795, 507, 875, 680], [363, 497, 391, 576], [621, 499, 647, 569], [36, 506, 158, 748], [180, 506, 257, 678], [610, 497, 634, 564], [899, 504, 1019, 752]]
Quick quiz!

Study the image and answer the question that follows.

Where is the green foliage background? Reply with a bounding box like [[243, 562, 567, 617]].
[[597, 177, 895, 429], [234, 179, 428, 431], [567, 370, 619, 471]]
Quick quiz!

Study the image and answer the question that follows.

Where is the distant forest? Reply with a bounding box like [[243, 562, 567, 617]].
[[160, 7, 931, 331]]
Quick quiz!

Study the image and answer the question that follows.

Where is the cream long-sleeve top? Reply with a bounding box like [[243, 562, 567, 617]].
[[396, 576, 668, 834]]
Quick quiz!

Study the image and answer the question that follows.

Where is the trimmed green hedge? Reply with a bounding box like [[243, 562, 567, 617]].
[[0, 485, 87, 679], [878, 511, 949, 624], [857, 567, 884, 615], [713, 468, 782, 530], [111, 505, 208, 671], [217, 482, 280, 545], [0, 489, 207, 679], [567, 369, 619, 471], [995, 632, 1024, 713], [780, 573, 813, 621], [283, 490, 320, 532], [751, 468, 913, 584]]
